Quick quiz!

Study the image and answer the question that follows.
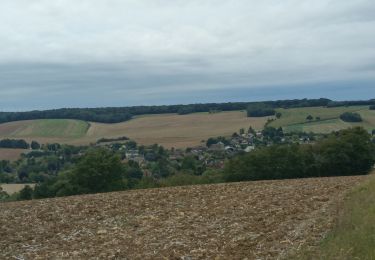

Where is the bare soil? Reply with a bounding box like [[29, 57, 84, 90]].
[[0, 175, 364, 259]]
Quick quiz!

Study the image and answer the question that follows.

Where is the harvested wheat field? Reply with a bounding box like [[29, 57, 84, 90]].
[[0, 175, 365, 259], [0, 111, 268, 148], [86, 111, 268, 148], [0, 148, 28, 161]]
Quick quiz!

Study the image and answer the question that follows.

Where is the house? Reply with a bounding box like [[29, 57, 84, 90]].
[[244, 146, 255, 153], [208, 142, 225, 151]]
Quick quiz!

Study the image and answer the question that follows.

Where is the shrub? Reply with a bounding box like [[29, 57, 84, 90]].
[[340, 112, 362, 122]]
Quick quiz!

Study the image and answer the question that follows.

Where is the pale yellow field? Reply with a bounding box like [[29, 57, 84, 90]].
[[87, 111, 268, 148], [0, 148, 28, 161], [0, 112, 269, 148], [0, 184, 35, 195]]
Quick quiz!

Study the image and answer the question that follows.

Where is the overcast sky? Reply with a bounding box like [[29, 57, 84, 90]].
[[1, 0, 374, 111]]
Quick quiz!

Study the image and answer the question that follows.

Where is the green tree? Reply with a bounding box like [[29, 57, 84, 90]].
[[69, 148, 127, 194], [306, 115, 313, 121], [18, 185, 33, 200], [31, 141, 41, 150], [276, 112, 282, 119]]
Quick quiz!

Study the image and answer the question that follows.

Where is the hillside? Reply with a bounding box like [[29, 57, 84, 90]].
[[0, 175, 364, 259], [0, 111, 268, 148], [270, 106, 375, 133]]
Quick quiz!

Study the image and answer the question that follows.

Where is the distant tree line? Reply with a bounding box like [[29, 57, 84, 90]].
[[0, 98, 333, 124], [327, 100, 375, 108], [223, 127, 375, 182]]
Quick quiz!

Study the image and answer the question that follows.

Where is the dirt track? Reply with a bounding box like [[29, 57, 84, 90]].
[[0, 176, 365, 259]]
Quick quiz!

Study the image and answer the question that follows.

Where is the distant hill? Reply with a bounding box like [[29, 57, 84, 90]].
[[0, 111, 268, 148], [270, 105, 375, 133]]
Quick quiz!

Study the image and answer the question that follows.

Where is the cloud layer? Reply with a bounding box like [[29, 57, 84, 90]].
[[0, 0, 374, 110]]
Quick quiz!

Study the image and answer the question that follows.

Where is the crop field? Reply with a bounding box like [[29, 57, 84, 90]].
[[0, 119, 90, 144], [87, 111, 268, 148], [0, 148, 28, 161], [0, 175, 364, 259], [0, 111, 268, 148], [0, 184, 35, 195], [270, 106, 375, 133]]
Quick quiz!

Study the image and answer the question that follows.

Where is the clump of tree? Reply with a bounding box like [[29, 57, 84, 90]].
[[370, 105, 375, 110], [34, 148, 129, 198], [97, 136, 129, 144], [306, 115, 314, 121], [206, 136, 229, 147], [223, 127, 375, 182], [340, 112, 363, 122], [247, 104, 276, 117], [0, 139, 29, 149]]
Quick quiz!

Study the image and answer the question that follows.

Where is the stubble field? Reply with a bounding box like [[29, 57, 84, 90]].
[[0, 111, 268, 148], [0, 175, 364, 259]]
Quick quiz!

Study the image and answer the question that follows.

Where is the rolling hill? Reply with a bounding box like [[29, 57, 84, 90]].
[[0, 175, 364, 259], [0, 111, 268, 148], [270, 106, 375, 133]]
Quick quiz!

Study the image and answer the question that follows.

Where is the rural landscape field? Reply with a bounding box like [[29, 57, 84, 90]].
[[270, 106, 375, 133], [0, 175, 365, 259], [0, 111, 268, 148]]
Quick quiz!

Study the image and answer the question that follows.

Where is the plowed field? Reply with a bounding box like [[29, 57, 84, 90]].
[[0, 175, 365, 259]]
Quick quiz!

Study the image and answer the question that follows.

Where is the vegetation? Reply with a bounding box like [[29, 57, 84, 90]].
[[370, 105, 375, 110], [298, 173, 375, 259], [223, 128, 375, 182], [340, 112, 363, 122], [270, 106, 375, 133], [246, 103, 275, 117], [0, 139, 29, 149], [0, 98, 331, 124]]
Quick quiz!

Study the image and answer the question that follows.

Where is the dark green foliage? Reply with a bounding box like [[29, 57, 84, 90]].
[[206, 136, 229, 147], [306, 115, 313, 121], [223, 127, 375, 182], [262, 126, 284, 143], [18, 185, 33, 200], [340, 112, 363, 122], [0, 99, 331, 124], [370, 105, 375, 110], [97, 136, 129, 143], [327, 100, 375, 108], [0, 139, 29, 149], [316, 116, 321, 121], [247, 104, 276, 117], [31, 141, 41, 150], [276, 112, 282, 119], [68, 148, 127, 194]]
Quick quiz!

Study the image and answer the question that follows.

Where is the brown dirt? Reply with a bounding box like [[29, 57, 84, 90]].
[[0, 148, 28, 161], [0, 175, 365, 259]]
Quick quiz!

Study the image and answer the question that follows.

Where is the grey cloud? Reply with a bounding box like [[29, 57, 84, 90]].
[[0, 0, 374, 110]]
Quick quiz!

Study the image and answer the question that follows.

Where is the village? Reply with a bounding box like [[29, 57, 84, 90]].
[[112, 126, 316, 174]]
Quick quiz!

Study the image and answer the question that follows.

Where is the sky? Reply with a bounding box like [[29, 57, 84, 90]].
[[0, 0, 374, 111]]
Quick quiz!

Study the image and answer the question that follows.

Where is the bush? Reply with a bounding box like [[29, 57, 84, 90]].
[[18, 185, 33, 200], [369, 105, 375, 110], [340, 112, 362, 122], [223, 127, 375, 182]]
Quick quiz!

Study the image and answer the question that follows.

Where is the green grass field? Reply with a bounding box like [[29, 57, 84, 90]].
[[295, 173, 375, 259], [270, 106, 375, 133], [0, 119, 90, 139]]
